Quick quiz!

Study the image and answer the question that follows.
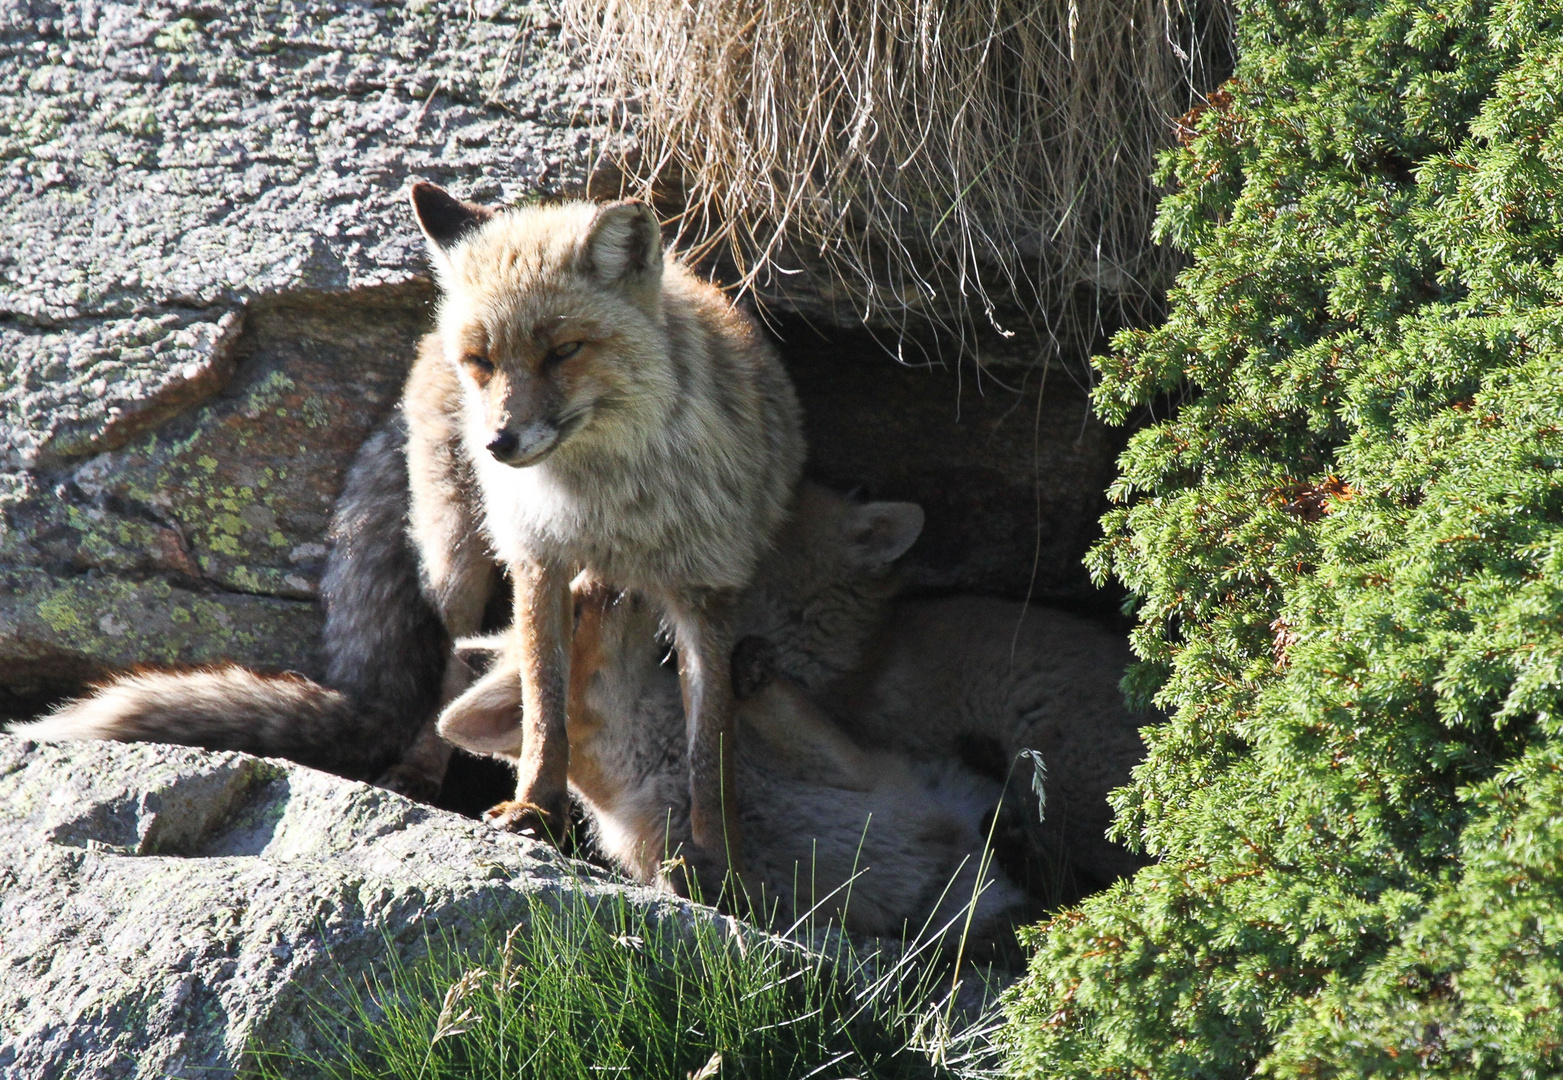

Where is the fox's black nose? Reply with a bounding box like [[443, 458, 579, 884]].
[[486, 430, 519, 459]]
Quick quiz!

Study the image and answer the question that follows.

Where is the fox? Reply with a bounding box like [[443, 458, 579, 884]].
[[716, 529, 1152, 893], [394, 330, 1147, 896], [404, 183, 805, 876], [808, 596, 1153, 893], [699, 492, 1150, 892], [438, 579, 1030, 948]]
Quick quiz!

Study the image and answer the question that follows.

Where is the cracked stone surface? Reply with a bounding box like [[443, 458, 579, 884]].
[[0, 733, 715, 1080]]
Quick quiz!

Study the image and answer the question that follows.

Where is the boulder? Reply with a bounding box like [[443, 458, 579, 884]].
[[0, 0, 1126, 713], [0, 732, 713, 1079]]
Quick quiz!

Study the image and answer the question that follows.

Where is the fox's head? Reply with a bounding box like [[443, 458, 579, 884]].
[[410, 182, 675, 468]]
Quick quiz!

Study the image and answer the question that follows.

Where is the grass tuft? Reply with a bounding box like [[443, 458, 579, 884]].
[[253, 886, 1008, 1079]]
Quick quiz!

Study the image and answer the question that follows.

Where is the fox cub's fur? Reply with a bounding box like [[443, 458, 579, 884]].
[[443, 582, 1028, 946], [803, 597, 1152, 891], [408, 185, 804, 868]]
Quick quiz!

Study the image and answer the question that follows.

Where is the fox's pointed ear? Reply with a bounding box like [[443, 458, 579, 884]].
[[844, 501, 924, 569], [580, 201, 662, 288], [410, 181, 494, 260]]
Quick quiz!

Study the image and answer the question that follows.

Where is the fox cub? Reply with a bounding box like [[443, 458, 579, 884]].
[[824, 597, 1151, 892], [441, 578, 1028, 947], [406, 184, 804, 871]]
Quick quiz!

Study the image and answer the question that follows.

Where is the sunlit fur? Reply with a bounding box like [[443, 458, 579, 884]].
[[425, 201, 803, 594]]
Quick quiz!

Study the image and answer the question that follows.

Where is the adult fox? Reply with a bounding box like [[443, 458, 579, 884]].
[[403, 186, 804, 878]]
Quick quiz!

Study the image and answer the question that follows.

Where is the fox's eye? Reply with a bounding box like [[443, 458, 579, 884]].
[[543, 341, 583, 367], [462, 353, 495, 377]]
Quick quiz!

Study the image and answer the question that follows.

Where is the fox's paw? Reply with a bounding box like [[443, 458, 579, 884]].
[[484, 797, 570, 846], [374, 763, 443, 804]]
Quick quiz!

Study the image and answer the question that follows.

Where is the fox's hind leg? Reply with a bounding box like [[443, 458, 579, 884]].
[[377, 553, 500, 799]]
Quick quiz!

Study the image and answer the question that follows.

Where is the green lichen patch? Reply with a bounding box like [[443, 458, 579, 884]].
[[65, 289, 429, 604], [3, 570, 322, 675]]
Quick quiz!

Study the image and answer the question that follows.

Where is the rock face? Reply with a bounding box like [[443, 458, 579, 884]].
[[2, 0, 607, 471], [0, 733, 704, 1078], [1, 286, 435, 707], [0, 0, 1127, 713]]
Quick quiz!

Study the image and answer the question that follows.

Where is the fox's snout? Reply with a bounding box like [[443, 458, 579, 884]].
[[486, 421, 560, 467]]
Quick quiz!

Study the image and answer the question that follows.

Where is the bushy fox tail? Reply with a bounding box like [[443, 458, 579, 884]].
[[9, 666, 379, 773], [9, 415, 450, 781]]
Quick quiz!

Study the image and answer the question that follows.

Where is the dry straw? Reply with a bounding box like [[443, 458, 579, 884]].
[[565, 0, 1230, 360]]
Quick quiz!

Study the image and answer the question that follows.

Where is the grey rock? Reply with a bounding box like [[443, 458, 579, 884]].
[[2, 0, 608, 469], [0, 732, 714, 1079]]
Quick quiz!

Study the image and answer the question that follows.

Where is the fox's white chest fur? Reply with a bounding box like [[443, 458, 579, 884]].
[[468, 433, 762, 593], [462, 342, 798, 595]]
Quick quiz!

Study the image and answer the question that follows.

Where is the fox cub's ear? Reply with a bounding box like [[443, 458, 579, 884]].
[[437, 657, 524, 756], [845, 501, 925, 570], [410, 181, 495, 259], [580, 201, 662, 288]]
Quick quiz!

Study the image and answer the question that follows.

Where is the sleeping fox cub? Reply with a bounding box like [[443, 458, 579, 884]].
[[440, 582, 1029, 947]]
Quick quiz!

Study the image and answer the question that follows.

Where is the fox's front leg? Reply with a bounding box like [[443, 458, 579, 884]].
[[664, 588, 744, 874], [485, 558, 573, 842]]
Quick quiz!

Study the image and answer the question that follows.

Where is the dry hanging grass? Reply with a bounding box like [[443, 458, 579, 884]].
[[566, 0, 1230, 359]]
